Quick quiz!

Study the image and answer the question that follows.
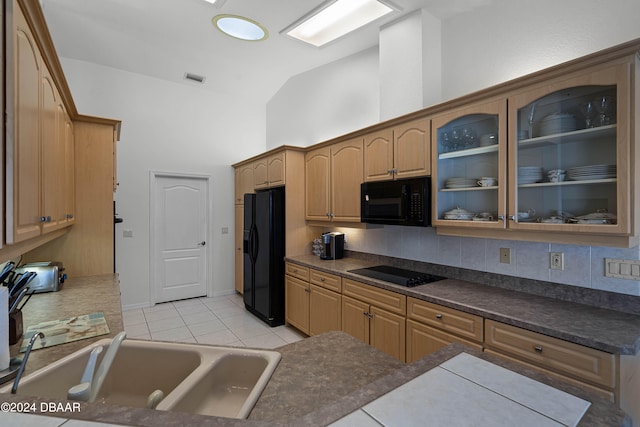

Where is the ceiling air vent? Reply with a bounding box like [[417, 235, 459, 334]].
[[184, 72, 206, 83]]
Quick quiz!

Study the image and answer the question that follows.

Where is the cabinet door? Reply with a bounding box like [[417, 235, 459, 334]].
[[309, 284, 341, 336], [234, 164, 254, 204], [234, 205, 244, 294], [253, 157, 268, 189], [267, 152, 285, 187], [364, 129, 393, 182], [41, 70, 63, 233], [341, 295, 370, 344], [406, 319, 482, 363], [370, 306, 406, 362], [331, 138, 363, 222], [508, 63, 630, 235], [285, 276, 310, 335], [432, 98, 507, 229], [9, 3, 42, 243], [305, 147, 331, 221], [63, 113, 75, 225], [394, 118, 431, 179]]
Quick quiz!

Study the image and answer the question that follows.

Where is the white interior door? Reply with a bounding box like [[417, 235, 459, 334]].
[[151, 173, 209, 303]]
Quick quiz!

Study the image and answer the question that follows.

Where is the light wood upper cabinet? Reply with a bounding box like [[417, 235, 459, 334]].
[[234, 163, 254, 205], [305, 138, 363, 222], [363, 128, 393, 181], [7, 1, 43, 243], [364, 118, 430, 182], [64, 114, 75, 225], [305, 147, 331, 221], [432, 98, 507, 230], [394, 118, 431, 179], [254, 152, 285, 189]]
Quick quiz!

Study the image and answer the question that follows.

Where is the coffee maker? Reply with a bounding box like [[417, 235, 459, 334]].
[[320, 232, 344, 260]]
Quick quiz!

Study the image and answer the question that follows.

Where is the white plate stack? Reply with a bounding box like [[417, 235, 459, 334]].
[[518, 166, 543, 184], [445, 177, 477, 189], [567, 164, 616, 181]]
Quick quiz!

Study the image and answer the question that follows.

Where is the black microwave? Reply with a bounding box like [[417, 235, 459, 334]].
[[361, 177, 431, 227]]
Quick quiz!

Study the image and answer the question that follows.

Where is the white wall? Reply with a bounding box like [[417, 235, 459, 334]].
[[266, 47, 380, 149], [441, 0, 640, 100], [265, 0, 640, 296], [60, 59, 266, 308]]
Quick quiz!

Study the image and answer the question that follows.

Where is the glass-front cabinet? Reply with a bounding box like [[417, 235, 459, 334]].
[[432, 99, 507, 228], [508, 63, 631, 235]]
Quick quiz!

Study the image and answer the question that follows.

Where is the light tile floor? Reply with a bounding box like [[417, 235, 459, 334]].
[[122, 293, 307, 349]]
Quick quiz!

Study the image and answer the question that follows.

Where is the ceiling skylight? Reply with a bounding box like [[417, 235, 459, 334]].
[[283, 0, 396, 47], [213, 14, 268, 41]]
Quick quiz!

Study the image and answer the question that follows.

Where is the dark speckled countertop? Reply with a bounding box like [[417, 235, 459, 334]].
[[285, 254, 640, 355]]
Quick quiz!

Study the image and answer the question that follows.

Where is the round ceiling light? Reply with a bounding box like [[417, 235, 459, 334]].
[[213, 14, 268, 41]]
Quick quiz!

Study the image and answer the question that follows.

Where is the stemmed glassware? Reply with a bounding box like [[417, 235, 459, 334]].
[[594, 95, 616, 126], [580, 99, 596, 128]]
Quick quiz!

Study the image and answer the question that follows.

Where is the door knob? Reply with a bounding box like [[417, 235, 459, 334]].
[[197, 241, 206, 246]]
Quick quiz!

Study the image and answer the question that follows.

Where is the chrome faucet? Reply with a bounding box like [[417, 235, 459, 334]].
[[12, 332, 45, 394]]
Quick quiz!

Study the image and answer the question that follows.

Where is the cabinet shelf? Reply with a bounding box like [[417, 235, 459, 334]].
[[517, 124, 616, 149], [438, 144, 498, 160], [439, 185, 498, 193], [518, 178, 617, 189]]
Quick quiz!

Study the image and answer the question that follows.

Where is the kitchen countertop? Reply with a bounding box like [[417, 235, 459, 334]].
[[285, 254, 640, 355], [0, 332, 628, 426], [0, 272, 629, 426], [8, 274, 123, 374]]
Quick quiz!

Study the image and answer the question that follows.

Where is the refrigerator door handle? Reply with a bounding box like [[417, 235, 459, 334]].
[[251, 224, 259, 261]]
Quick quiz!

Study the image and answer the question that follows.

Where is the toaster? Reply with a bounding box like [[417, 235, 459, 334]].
[[13, 262, 66, 293]]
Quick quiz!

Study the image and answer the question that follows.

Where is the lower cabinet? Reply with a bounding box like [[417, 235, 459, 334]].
[[406, 320, 482, 364], [342, 279, 407, 362], [484, 319, 617, 401], [406, 297, 484, 363], [285, 263, 341, 336]]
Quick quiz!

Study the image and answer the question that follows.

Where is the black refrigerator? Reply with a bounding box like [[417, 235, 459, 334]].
[[243, 187, 285, 326]]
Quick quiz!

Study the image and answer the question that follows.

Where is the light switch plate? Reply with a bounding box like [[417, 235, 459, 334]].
[[605, 258, 640, 279]]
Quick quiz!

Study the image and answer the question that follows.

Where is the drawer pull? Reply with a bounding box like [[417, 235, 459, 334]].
[[435, 314, 443, 319], [534, 345, 543, 353], [304, 288, 311, 293], [320, 277, 326, 282], [293, 268, 298, 273]]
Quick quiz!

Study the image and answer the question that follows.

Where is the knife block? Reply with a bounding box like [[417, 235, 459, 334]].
[[9, 310, 23, 345]]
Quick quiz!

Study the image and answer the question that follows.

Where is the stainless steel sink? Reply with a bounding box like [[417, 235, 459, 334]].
[[0, 338, 281, 419]]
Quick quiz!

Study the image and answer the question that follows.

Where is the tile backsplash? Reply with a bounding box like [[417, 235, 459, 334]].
[[331, 226, 640, 297]]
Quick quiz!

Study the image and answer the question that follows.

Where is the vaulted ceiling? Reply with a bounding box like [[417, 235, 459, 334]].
[[40, 0, 493, 103]]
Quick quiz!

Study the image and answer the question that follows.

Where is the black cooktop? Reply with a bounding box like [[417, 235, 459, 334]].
[[348, 265, 446, 287]]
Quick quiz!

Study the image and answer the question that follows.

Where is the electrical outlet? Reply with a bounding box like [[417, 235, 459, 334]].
[[550, 252, 564, 270], [123, 229, 133, 238], [221, 227, 229, 234], [499, 248, 511, 264]]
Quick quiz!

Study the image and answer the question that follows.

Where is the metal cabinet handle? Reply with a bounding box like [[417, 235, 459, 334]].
[[40, 216, 52, 223], [497, 215, 505, 221], [534, 345, 543, 353], [363, 311, 374, 318], [508, 215, 516, 221], [320, 277, 325, 282], [66, 214, 74, 219], [305, 288, 311, 293], [435, 314, 443, 319], [197, 241, 206, 246]]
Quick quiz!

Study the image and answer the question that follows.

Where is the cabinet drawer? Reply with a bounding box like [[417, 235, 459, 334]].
[[309, 269, 341, 292], [342, 279, 406, 315], [407, 297, 483, 343], [407, 319, 482, 363], [285, 263, 309, 281], [485, 319, 616, 389]]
